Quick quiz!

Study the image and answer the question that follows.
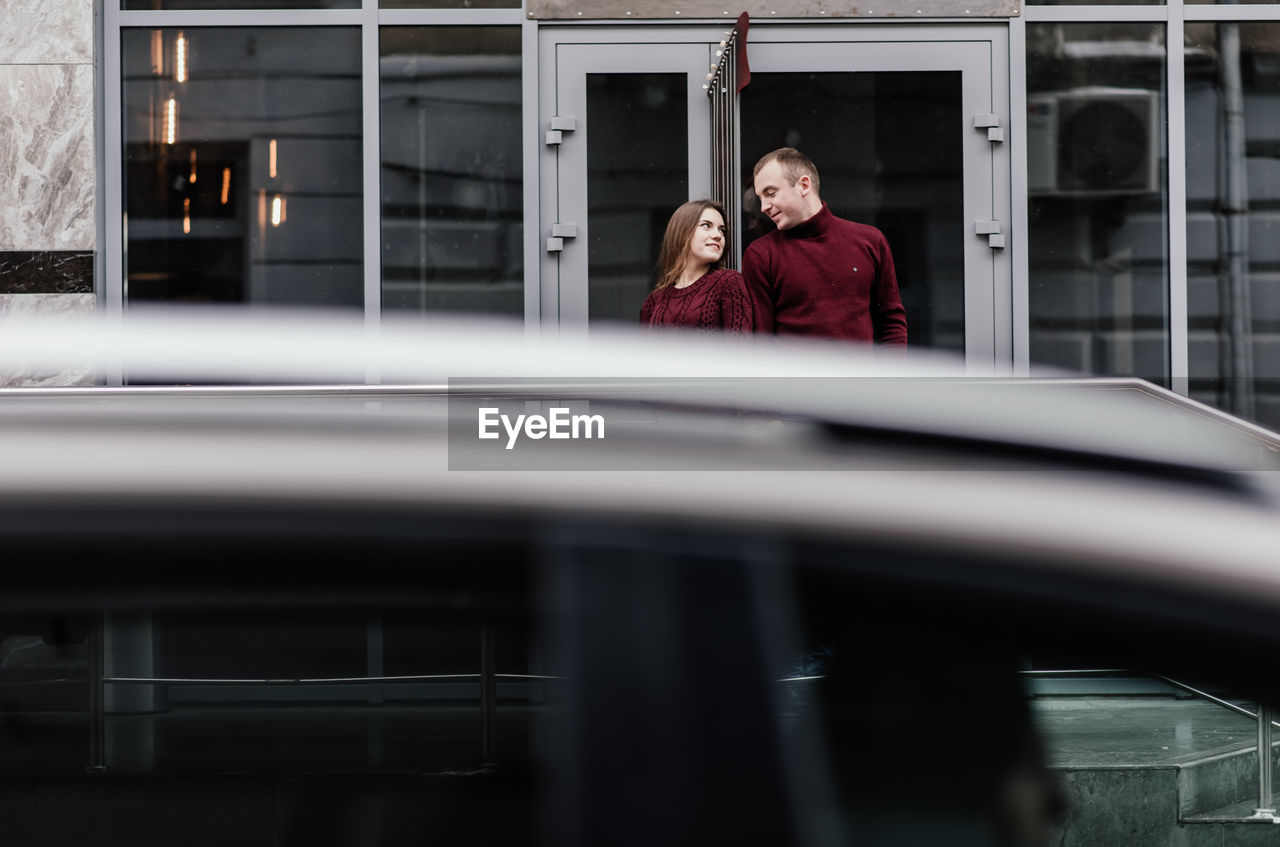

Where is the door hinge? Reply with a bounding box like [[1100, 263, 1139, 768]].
[[975, 220, 1005, 249], [546, 222, 579, 252], [545, 116, 577, 146], [973, 113, 1004, 143]]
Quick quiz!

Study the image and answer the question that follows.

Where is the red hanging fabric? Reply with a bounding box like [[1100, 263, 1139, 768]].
[[734, 12, 751, 94]]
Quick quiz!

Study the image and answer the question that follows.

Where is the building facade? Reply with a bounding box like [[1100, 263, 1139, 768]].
[[1, 0, 96, 385], [3, 0, 1279, 427]]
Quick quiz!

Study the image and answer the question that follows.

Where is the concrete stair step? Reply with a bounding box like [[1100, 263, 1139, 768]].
[[1037, 697, 1277, 846], [1177, 744, 1275, 821], [1183, 794, 1280, 823]]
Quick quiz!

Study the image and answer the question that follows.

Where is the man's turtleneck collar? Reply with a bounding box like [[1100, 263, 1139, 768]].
[[783, 202, 833, 239]]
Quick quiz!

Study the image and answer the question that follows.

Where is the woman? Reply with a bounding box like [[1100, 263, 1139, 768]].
[[639, 200, 754, 333]]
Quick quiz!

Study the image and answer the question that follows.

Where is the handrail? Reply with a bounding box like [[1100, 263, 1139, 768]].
[[1153, 674, 1280, 730], [1021, 669, 1280, 729], [102, 673, 562, 685], [1019, 668, 1130, 676], [3, 673, 564, 686]]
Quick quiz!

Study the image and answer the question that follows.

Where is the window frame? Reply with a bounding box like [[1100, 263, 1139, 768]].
[[100, 2, 537, 386]]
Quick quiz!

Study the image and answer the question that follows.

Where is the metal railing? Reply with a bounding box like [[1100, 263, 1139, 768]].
[[80, 612, 563, 774]]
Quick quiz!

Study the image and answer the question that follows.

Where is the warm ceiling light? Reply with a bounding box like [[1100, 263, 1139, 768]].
[[175, 32, 187, 83], [164, 97, 178, 145], [220, 167, 231, 205], [269, 139, 277, 179], [188, 148, 197, 183], [183, 197, 191, 234], [271, 195, 283, 227]]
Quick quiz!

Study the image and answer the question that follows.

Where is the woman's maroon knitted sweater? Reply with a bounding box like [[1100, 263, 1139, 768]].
[[638, 268, 755, 334]]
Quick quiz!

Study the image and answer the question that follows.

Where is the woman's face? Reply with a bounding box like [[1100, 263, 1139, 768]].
[[685, 207, 726, 270]]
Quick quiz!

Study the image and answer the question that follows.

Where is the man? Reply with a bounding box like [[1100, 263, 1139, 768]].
[[743, 147, 908, 344]]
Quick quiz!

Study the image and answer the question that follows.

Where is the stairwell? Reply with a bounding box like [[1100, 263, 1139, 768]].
[[1034, 696, 1280, 847]]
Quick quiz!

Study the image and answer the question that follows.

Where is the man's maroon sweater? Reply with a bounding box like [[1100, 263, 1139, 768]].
[[742, 203, 908, 344]]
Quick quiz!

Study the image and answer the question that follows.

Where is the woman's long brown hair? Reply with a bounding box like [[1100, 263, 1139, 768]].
[[652, 200, 728, 291]]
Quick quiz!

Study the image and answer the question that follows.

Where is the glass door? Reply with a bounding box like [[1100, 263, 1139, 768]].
[[542, 25, 1009, 365], [744, 28, 1008, 364], [538, 35, 712, 331]]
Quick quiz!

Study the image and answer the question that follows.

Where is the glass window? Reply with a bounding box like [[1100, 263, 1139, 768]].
[[122, 28, 363, 307], [0, 524, 552, 784], [124, 0, 359, 9], [7, 508, 1280, 845], [1028, 0, 1162, 5], [1027, 24, 1169, 382], [380, 27, 523, 318], [0, 615, 91, 774], [1186, 24, 1280, 431], [382, 0, 520, 7], [587, 73, 688, 325]]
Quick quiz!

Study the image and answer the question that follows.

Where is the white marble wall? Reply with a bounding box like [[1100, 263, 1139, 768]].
[[0, 0, 96, 253], [0, 65, 96, 251], [0, 0, 93, 65], [0, 293, 96, 386], [0, 0, 96, 387]]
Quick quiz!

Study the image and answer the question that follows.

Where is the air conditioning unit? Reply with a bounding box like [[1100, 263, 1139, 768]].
[[1027, 87, 1160, 196]]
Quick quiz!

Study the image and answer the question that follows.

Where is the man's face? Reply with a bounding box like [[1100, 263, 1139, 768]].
[[754, 160, 813, 231]]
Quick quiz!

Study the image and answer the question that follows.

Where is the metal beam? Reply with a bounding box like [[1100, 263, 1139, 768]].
[[527, 0, 1019, 21]]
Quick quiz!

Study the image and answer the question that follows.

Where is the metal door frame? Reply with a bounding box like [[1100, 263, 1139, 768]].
[[538, 29, 718, 333], [539, 23, 1010, 367]]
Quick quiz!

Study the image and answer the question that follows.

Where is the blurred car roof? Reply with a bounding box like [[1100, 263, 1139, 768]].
[[1, 306, 1280, 611]]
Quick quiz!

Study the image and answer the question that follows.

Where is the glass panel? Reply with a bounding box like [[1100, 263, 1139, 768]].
[[0, 615, 91, 774], [1029, 0, 1162, 6], [114, 570, 543, 778], [1027, 23, 1169, 381], [382, 0, 519, 7], [587, 73, 687, 325], [129, 604, 541, 773], [125, 0, 358, 9], [1186, 24, 1280, 430], [741, 72, 964, 351], [122, 28, 362, 307], [380, 28, 523, 318]]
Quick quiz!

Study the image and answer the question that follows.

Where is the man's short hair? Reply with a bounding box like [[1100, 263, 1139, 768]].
[[753, 147, 821, 196]]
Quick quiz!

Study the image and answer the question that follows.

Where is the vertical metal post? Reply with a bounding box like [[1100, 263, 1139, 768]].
[[1253, 704, 1276, 819], [366, 609, 385, 769], [481, 621, 497, 766], [87, 612, 106, 772], [360, 0, 382, 385], [1168, 0, 1189, 394], [367, 610, 385, 706], [1218, 21, 1254, 420]]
